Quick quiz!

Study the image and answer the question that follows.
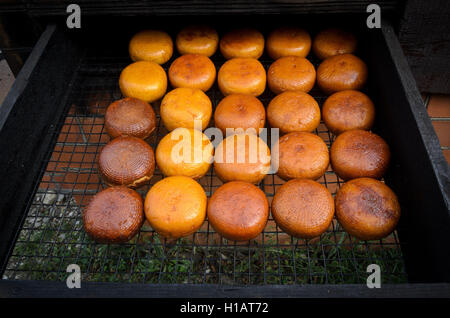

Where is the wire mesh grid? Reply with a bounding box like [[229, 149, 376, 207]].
[[3, 46, 407, 285]]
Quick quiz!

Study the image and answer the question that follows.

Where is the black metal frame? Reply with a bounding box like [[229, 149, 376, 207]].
[[365, 25, 450, 283], [1, 1, 400, 16], [0, 16, 449, 296], [0, 25, 82, 272], [1, 280, 450, 298]]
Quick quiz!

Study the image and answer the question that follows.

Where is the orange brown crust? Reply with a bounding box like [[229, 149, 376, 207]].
[[83, 186, 144, 243], [207, 181, 269, 241], [218, 58, 266, 96], [160, 87, 212, 131], [144, 176, 207, 240], [119, 61, 167, 103], [272, 179, 334, 239], [313, 28, 357, 60], [335, 177, 400, 240], [176, 25, 219, 57], [322, 90, 375, 135], [98, 136, 155, 188], [266, 27, 311, 60], [105, 97, 157, 139], [168, 54, 216, 91], [156, 128, 214, 179], [214, 133, 271, 184], [214, 94, 266, 135], [267, 91, 320, 134], [267, 56, 316, 94], [220, 29, 264, 59], [276, 132, 329, 180], [129, 30, 173, 64], [330, 130, 390, 181], [317, 54, 367, 94]]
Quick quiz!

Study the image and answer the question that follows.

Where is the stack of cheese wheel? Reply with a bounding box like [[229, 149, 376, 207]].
[[82, 25, 400, 247]]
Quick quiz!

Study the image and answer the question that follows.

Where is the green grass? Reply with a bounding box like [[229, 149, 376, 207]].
[[3, 196, 407, 285], [5, 225, 407, 285]]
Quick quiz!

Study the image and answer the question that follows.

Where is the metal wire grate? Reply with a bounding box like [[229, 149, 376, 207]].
[[3, 45, 407, 285]]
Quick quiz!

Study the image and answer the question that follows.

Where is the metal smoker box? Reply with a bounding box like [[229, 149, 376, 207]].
[[0, 12, 449, 297]]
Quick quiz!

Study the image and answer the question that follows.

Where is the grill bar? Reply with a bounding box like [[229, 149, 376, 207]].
[[2, 37, 407, 285]]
